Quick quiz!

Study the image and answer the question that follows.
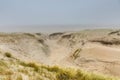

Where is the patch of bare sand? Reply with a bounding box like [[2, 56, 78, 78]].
[[73, 43, 120, 77]]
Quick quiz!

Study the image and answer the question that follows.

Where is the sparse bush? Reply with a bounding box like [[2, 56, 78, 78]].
[[36, 33, 41, 36], [38, 39, 44, 44], [20, 62, 39, 72], [4, 52, 12, 58], [56, 70, 75, 80], [0, 59, 118, 80], [44, 66, 60, 72], [24, 33, 35, 37], [71, 49, 81, 60], [90, 39, 120, 45], [27, 62, 39, 72], [62, 34, 72, 39]]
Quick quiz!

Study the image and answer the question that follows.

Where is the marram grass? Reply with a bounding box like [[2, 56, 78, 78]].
[[0, 59, 119, 80]]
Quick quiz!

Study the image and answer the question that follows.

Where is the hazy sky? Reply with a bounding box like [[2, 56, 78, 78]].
[[0, 0, 120, 32]]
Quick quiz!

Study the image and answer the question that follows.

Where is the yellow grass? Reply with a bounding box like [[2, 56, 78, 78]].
[[0, 59, 119, 80]]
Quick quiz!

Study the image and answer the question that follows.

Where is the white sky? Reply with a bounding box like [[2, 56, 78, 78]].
[[0, 0, 120, 32]]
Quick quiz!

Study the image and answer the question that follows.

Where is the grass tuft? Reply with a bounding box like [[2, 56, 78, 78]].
[[0, 59, 119, 80], [4, 52, 12, 58]]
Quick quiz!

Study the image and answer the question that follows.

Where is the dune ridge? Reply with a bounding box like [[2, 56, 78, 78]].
[[0, 29, 120, 79]]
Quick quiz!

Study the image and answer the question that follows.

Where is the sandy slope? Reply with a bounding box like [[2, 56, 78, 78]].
[[74, 43, 120, 77], [0, 29, 120, 77]]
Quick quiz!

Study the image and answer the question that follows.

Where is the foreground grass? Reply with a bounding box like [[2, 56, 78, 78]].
[[0, 59, 119, 80]]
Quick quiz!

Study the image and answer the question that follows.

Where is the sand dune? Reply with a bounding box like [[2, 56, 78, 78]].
[[0, 29, 120, 78]]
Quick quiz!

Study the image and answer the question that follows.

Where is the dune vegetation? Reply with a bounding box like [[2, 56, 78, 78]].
[[0, 55, 119, 80], [0, 30, 120, 80]]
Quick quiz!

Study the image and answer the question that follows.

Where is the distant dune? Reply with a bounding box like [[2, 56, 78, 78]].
[[0, 29, 120, 79]]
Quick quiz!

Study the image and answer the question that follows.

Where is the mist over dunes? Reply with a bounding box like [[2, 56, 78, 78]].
[[0, 24, 120, 33]]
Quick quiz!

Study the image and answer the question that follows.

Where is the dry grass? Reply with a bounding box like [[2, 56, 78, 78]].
[[0, 59, 119, 80]]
